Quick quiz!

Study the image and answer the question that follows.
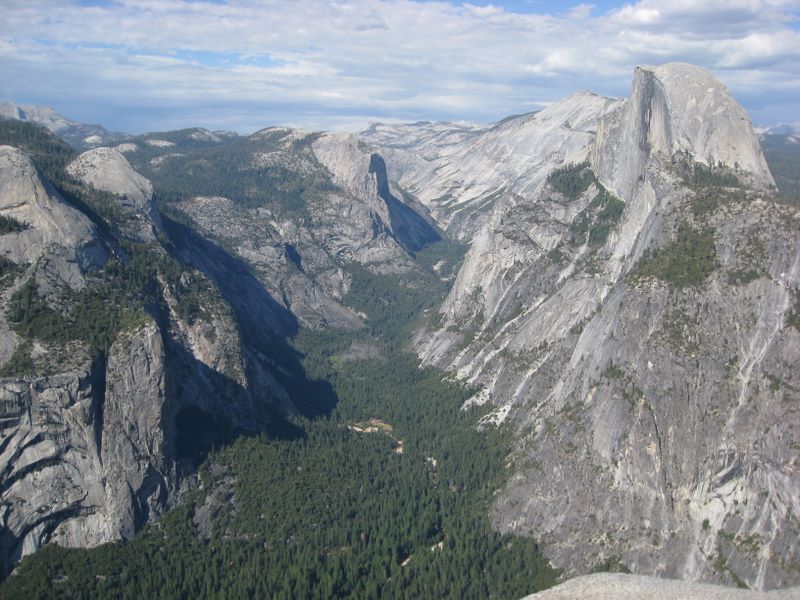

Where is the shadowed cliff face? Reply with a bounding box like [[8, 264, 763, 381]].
[[368, 153, 440, 253], [0, 118, 442, 577], [359, 92, 623, 240], [413, 64, 799, 590], [0, 130, 333, 577]]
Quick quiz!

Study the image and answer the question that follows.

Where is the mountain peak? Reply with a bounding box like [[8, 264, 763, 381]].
[[591, 63, 774, 202], [0, 101, 127, 149]]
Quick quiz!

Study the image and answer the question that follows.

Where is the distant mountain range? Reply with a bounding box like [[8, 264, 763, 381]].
[[756, 122, 800, 137], [0, 102, 132, 150]]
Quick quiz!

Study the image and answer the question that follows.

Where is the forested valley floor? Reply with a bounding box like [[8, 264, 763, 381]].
[[0, 241, 557, 599]]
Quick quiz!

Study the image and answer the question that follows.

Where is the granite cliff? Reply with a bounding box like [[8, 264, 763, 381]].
[[359, 92, 622, 240], [0, 128, 294, 576], [0, 63, 797, 592], [0, 114, 443, 577], [124, 126, 440, 330], [413, 64, 799, 590]]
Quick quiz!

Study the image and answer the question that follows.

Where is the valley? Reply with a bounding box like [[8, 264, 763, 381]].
[[0, 242, 557, 599], [0, 62, 798, 598]]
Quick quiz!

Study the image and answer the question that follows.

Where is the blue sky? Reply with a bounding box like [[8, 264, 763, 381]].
[[2, 0, 799, 133]]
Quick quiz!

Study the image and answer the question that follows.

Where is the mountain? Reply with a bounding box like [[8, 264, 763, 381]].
[[759, 133, 800, 204], [0, 62, 798, 596], [0, 120, 306, 577], [409, 63, 798, 589], [117, 126, 441, 330], [0, 102, 130, 150], [359, 92, 622, 240], [756, 123, 800, 138], [0, 113, 450, 579], [0, 115, 551, 599]]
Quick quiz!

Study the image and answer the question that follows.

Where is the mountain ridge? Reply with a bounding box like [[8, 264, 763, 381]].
[[0, 62, 798, 593], [408, 62, 799, 590]]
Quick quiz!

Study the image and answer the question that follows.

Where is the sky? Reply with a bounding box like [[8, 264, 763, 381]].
[[1, 0, 799, 134]]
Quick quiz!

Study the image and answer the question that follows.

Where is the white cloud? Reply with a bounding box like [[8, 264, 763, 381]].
[[0, 0, 798, 131]]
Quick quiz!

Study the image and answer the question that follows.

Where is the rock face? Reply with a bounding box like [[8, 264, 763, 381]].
[[522, 573, 800, 600], [100, 321, 170, 540], [2, 63, 796, 591], [66, 147, 162, 241], [0, 320, 168, 574], [415, 64, 800, 590], [0, 138, 294, 576], [0, 118, 445, 575], [153, 128, 440, 330], [591, 63, 774, 203], [174, 194, 363, 331], [0, 145, 108, 272], [312, 132, 439, 254], [359, 92, 622, 239], [0, 358, 109, 569]]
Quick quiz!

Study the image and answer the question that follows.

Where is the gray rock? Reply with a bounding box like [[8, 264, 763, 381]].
[[359, 92, 622, 240], [522, 573, 800, 599], [66, 147, 162, 241], [171, 129, 440, 330], [101, 319, 171, 539], [591, 63, 775, 204], [0, 319, 167, 576], [0, 145, 108, 276], [415, 64, 800, 590]]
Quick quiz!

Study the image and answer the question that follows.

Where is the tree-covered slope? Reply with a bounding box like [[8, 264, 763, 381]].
[[0, 120, 318, 577], [760, 133, 800, 204], [0, 241, 557, 600]]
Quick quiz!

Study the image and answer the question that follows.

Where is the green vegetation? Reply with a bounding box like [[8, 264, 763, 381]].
[[760, 134, 800, 205], [548, 161, 596, 201], [0, 340, 33, 378], [0, 255, 24, 288], [411, 238, 468, 277], [787, 291, 800, 331], [0, 117, 556, 599], [0, 119, 75, 178], [569, 188, 625, 248], [672, 152, 742, 191], [127, 131, 332, 216], [6, 272, 147, 356], [5, 243, 216, 357], [601, 363, 626, 381], [341, 265, 442, 345], [0, 234, 555, 599], [590, 555, 631, 574], [0, 215, 27, 234], [726, 268, 761, 286], [0, 119, 126, 228], [587, 191, 625, 247], [631, 223, 718, 287], [683, 161, 741, 190], [547, 247, 566, 264], [1, 390, 555, 599], [713, 542, 749, 590], [338, 240, 466, 346], [660, 308, 701, 356], [723, 232, 767, 286], [545, 160, 626, 250]]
